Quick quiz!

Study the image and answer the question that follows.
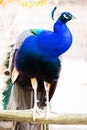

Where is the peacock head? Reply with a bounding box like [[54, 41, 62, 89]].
[[51, 7, 76, 23], [59, 12, 76, 23]]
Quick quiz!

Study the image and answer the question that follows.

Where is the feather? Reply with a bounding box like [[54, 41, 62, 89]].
[[51, 6, 57, 20], [2, 77, 12, 110]]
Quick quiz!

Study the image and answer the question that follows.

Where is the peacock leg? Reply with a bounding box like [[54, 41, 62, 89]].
[[31, 78, 38, 121], [44, 81, 51, 119]]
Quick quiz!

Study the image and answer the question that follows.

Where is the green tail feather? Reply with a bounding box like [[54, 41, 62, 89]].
[[2, 44, 14, 110], [4, 44, 14, 69], [4, 52, 10, 68], [2, 78, 13, 110]]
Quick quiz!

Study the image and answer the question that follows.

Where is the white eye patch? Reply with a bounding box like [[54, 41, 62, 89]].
[[63, 14, 69, 19]]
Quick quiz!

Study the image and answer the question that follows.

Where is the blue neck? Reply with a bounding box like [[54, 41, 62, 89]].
[[54, 18, 67, 32]]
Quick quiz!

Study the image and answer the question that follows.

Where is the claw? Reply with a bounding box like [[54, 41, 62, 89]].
[[33, 105, 37, 121]]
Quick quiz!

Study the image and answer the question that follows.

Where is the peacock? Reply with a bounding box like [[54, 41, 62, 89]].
[[2, 7, 75, 130]]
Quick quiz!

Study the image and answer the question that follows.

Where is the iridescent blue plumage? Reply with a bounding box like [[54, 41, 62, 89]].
[[15, 12, 73, 82]]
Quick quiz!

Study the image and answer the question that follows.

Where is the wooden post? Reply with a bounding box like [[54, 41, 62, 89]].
[[0, 110, 87, 125]]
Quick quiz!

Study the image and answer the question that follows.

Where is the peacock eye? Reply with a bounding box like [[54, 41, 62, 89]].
[[63, 14, 69, 19]]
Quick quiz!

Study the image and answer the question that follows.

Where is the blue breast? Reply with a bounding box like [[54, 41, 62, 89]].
[[37, 24, 72, 57]]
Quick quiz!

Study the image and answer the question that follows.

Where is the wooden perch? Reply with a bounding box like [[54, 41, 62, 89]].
[[0, 110, 87, 125]]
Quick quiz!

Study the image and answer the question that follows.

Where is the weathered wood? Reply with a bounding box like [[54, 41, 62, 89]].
[[0, 110, 87, 125]]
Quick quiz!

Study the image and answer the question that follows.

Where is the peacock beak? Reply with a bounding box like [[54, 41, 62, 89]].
[[72, 15, 77, 19]]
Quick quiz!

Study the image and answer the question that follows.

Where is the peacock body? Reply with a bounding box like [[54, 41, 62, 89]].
[[2, 9, 74, 130]]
